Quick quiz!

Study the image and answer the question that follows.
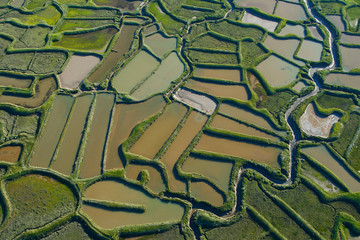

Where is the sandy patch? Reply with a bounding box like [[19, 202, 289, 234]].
[[173, 88, 216, 115], [59, 55, 100, 90], [300, 103, 339, 138]]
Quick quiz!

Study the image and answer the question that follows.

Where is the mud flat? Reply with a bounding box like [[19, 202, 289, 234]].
[[59, 55, 100, 89], [173, 88, 217, 115], [299, 103, 339, 138], [0, 145, 21, 163]]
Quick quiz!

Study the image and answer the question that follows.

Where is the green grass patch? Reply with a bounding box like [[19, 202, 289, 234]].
[[209, 20, 264, 41], [346, 6, 360, 31], [240, 40, 266, 67], [204, 211, 270, 240], [258, 91, 296, 120], [0, 173, 77, 239], [52, 27, 117, 51], [67, 7, 119, 18], [23, 0, 48, 10], [347, 132, 360, 171], [187, 49, 239, 64], [245, 180, 311, 240], [13, 26, 51, 49], [185, 0, 223, 10], [316, 92, 355, 111], [187, 22, 207, 41], [172, 7, 214, 19], [190, 33, 238, 52], [139, 226, 184, 240], [57, 0, 87, 4], [42, 221, 93, 240], [265, 183, 336, 239], [245, 180, 311, 239], [0, 23, 26, 39], [330, 112, 360, 157], [56, 19, 115, 32], [12, 114, 39, 137], [6, 6, 61, 26], [162, 0, 182, 12], [0, 52, 34, 72], [30, 51, 67, 74], [319, 1, 346, 14], [148, 2, 185, 36]]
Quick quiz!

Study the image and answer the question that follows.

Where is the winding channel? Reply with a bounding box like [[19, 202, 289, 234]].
[[185, 0, 338, 237]]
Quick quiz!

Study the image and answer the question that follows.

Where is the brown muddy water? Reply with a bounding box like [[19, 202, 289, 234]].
[[185, 78, 249, 101], [0, 76, 57, 108], [105, 95, 166, 170], [82, 180, 185, 229], [130, 102, 187, 159], [193, 67, 241, 82], [0, 74, 32, 89], [195, 133, 282, 168], [325, 72, 360, 91], [30, 94, 74, 168], [51, 94, 94, 176], [125, 163, 166, 194], [182, 155, 233, 192], [160, 111, 207, 193], [210, 114, 280, 142], [88, 24, 138, 83], [190, 181, 224, 207], [0, 145, 21, 163], [79, 93, 115, 179]]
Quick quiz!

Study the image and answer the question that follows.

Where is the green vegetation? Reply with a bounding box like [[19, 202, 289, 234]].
[[0, 173, 77, 239], [0, 0, 356, 239], [148, 2, 185, 36], [52, 27, 117, 51], [41, 221, 93, 240], [331, 112, 360, 156], [240, 40, 267, 67], [319, 1, 346, 14], [189, 33, 238, 52], [258, 91, 296, 120], [316, 92, 355, 111], [67, 7, 119, 18], [204, 211, 270, 240], [209, 20, 264, 41], [56, 19, 116, 32], [187, 49, 239, 64]]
